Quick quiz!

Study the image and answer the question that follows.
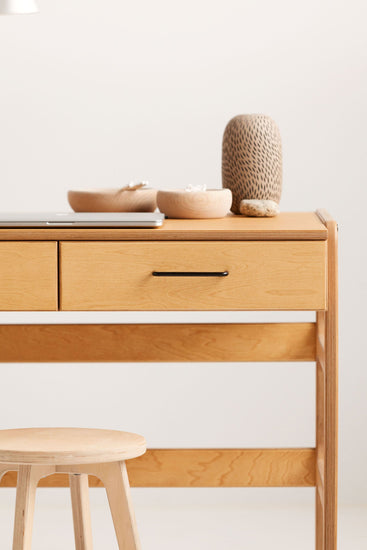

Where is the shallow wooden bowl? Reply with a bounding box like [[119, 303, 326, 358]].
[[157, 189, 232, 219], [68, 188, 157, 213]]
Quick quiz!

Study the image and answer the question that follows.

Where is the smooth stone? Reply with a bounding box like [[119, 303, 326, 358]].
[[239, 199, 279, 217]]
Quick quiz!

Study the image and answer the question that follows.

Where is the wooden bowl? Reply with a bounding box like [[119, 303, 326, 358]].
[[68, 188, 157, 213], [157, 189, 232, 219]]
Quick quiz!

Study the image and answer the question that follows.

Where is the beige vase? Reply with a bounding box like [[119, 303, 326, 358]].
[[222, 114, 282, 215]]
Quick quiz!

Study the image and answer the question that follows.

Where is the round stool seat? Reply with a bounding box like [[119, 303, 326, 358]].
[[0, 427, 146, 465]]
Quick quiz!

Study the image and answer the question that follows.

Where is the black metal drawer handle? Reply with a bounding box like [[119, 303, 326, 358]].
[[152, 271, 229, 277]]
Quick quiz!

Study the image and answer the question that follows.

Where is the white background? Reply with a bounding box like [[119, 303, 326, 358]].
[[0, 0, 366, 507]]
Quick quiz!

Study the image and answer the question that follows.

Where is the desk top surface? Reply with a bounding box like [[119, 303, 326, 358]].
[[0, 212, 327, 241]]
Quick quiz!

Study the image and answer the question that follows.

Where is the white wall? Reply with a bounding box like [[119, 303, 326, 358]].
[[0, 0, 366, 504]]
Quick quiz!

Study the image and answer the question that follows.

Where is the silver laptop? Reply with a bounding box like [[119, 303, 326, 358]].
[[0, 212, 165, 228]]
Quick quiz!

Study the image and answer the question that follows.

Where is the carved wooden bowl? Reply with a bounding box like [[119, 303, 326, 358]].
[[68, 188, 157, 213]]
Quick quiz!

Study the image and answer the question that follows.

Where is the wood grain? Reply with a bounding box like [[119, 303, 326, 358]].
[[316, 485, 324, 550], [99, 462, 142, 550], [316, 359, 325, 465], [0, 428, 146, 465], [316, 308, 326, 549], [12, 465, 54, 550], [0, 323, 316, 362], [324, 218, 338, 550], [0, 449, 316, 488], [0, 242, 57, 311], [69, 474, 93, 550], [0, 213, 327, 241], [316, 209, 338, 550], [59, 462, 141, 549], [60, 241, 326, 310], [0, 464, 12, 482], [317, 337, 326, 374]]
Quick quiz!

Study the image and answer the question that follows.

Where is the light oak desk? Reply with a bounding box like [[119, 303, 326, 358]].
[[0, 211, 338, 550]]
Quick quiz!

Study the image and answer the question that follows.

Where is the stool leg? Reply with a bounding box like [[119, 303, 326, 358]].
[[70, 474, 93, 550], [100, 461, 141, 550], [12, 465, 53, 550]]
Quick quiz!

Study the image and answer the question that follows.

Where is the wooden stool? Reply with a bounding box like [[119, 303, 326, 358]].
[[0, 427, 146, 550]]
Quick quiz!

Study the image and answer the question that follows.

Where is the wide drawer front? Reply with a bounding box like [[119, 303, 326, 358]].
[[0, 242, 58, 311], [60, 241, 326, 311]]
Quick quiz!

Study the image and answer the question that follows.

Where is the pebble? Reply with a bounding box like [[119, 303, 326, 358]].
[[239, 199, 279, 217]]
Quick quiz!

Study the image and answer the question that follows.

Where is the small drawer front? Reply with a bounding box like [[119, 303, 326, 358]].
[[60, 241, 326, 311], [0, 242, 58, 311]]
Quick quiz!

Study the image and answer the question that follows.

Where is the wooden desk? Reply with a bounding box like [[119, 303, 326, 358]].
[[0, 211, 338, 550]]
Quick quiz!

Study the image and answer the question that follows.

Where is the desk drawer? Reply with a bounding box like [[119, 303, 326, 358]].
[[0, 242, 58, 311], [60, 241, 326, 311]]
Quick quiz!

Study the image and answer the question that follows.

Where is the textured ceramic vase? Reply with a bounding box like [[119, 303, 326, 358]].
[[222, 114, 282, 215]]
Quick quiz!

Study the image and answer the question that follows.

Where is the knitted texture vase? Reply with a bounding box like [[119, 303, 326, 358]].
[[222, 114, 282, 215]]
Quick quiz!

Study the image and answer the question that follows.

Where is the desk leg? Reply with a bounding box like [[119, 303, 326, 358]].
[[316, 323, 325, 550], [316, 217, 338, 550]]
